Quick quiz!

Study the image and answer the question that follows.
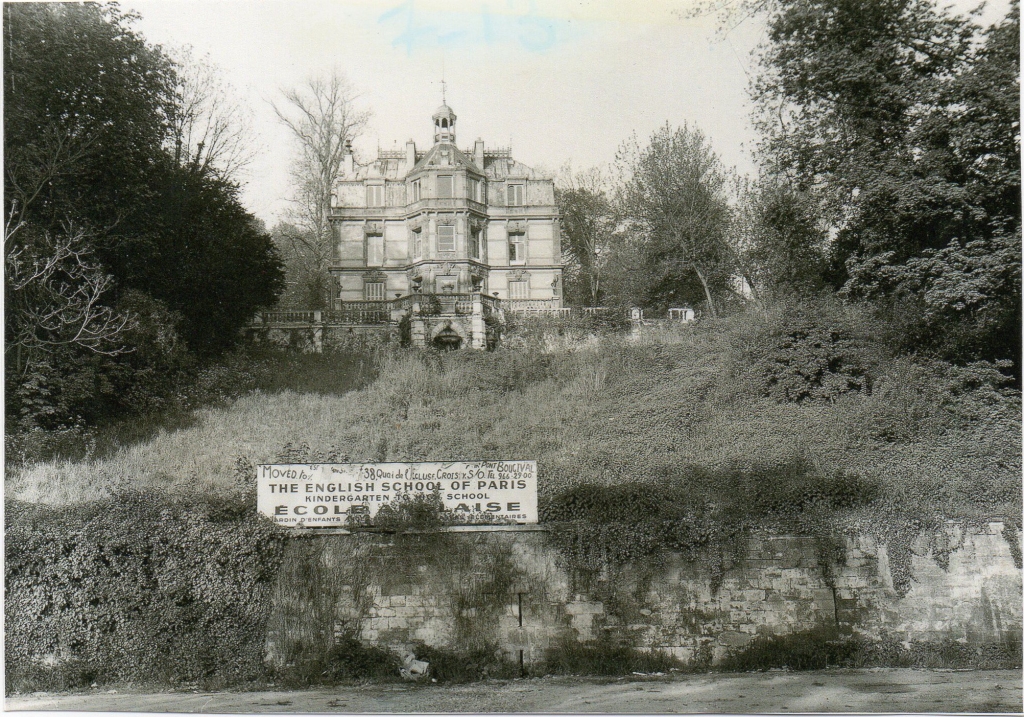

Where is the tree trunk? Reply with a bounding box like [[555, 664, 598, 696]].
[[694, 265, 718, 318], [741, 271, 767, 316]]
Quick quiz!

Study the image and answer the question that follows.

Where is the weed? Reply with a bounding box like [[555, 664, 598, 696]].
[[539, 635, 685, 676], [719, 627, 1024, 671]]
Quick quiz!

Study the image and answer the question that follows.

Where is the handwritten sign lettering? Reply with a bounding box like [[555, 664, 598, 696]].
[[257, 461, 538, 527]]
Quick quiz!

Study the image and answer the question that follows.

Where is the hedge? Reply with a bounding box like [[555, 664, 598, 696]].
[[5, 490, 285, 692]]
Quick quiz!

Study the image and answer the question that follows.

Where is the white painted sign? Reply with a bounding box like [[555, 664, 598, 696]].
[[257, 461, 538, 527]]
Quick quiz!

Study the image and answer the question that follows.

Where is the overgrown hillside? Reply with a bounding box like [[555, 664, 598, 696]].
[[10, 311, 1020, 529]]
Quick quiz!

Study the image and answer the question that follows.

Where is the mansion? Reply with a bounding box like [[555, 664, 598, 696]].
[[328, 103, 563, 308]]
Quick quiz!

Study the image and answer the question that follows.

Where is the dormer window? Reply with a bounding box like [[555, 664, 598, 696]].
[[507, 183, 524, 207], [366, 183, 385, 207]]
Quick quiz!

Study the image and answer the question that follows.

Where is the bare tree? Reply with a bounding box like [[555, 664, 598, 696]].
[[166, 46, 256, 181], [272, 71, 369, 306], [5, 224, 135, 376], [4, 123, 96, 245]]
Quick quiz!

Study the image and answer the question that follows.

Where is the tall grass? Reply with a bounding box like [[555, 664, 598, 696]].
[[8, 319, 1020, 524]]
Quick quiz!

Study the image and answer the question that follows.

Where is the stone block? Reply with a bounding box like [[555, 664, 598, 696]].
[[565, 601, 605, 616], [718, 630, 752, 647]]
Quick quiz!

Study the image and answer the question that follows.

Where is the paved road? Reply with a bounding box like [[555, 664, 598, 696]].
[[6, 668, 1021, 713]]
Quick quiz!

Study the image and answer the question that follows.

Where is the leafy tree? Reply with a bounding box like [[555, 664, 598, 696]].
[[4, 3, 285, 429], [748, 0, 1020, 368], [732, 177, 828, 299], [126, 162, 285, 356], [4, 2, 174, 240], [616, 124, 735, 316], [556, 166, 615, 307], [752, 0, 975, 241]]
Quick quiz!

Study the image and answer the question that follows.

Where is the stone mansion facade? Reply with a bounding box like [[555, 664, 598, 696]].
[[328, 103, 563, 308]]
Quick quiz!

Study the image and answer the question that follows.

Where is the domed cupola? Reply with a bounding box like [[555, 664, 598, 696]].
[[432, 103, 456, 144]]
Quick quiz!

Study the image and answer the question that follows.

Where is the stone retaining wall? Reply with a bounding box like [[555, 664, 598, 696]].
[[264, 523, 1022, 667]]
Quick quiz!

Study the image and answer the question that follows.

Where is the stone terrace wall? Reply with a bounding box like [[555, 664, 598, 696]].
[[264, 523, 1022, 667]]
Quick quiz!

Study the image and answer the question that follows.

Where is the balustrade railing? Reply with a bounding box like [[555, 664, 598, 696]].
[[416, 293, 476, 316], [505, 299, 561, 312], [258, 310, 317, 324], [326, 302, 391, 325], [480, 294, 499, 318], [255, 295, 623, 327]]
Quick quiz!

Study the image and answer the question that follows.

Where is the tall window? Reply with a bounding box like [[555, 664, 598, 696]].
[[366, 234, 384, 266], [508, 280, 529, 299], [469, 177, 486, 203], [508, 233, 525, 264], [437, 225, 455, 253], [469, 228, 482, 259], [411, 179, 421, 202], [366, 184, 385, 207], [364, 282, 385, 301], [437, 175, 454, 198], [413, 228, 423, 258], [507, 183, 524, 207]]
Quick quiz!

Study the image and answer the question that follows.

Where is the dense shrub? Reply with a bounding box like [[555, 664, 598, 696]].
[[857, 356, 1019, 441], [4, 491, 286, 693], [740, 297, 888, 403]]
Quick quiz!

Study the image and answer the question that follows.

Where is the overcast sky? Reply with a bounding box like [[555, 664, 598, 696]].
[[124, 0, 1010, 226]]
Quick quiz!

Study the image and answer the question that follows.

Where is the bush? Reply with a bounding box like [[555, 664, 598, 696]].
[[859, 356, 1019, 441], [4, 491, 286, 693], [719, 627, 1023, 671], [740, 296, 888, 403], [273, 636, 401, 687]]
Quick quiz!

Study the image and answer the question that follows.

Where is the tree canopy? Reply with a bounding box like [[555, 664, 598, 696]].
[[4, 2, 284, 429], [615, 124, 735, 316], [747, 0, 1020, 369]]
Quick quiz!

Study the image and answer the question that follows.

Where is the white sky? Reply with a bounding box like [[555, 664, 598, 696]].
[[123, 0, 1010, 226]]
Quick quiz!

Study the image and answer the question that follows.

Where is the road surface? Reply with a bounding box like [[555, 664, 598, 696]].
[[6, 668, 1021, 713]]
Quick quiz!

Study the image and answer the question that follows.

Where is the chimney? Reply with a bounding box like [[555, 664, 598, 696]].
[[406, 139, 416, 170], [343, 139, 354, 176], [474, 138, 484, 168]]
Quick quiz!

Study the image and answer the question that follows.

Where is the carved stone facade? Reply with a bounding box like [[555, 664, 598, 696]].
[[328, 103, 563, 306]]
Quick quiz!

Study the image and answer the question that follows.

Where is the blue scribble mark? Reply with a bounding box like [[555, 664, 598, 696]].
[[378, 0, 575, 55], [516, 1, 557, 52], [378, 1, 437, 56]]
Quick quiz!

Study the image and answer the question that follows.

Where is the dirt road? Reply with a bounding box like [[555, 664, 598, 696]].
[[6, 668, 1021, 713]]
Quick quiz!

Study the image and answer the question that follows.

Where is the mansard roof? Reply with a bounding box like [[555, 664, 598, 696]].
[[341, 145, 545, 182], [410, 142, 481, 175]]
